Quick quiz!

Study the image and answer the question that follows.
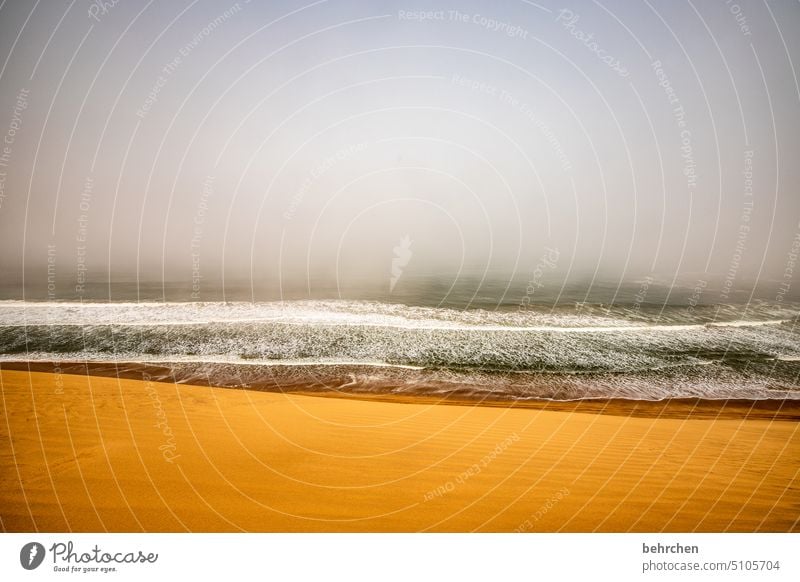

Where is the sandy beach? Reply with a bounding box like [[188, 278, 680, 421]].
[[0, 368, 797, 532]]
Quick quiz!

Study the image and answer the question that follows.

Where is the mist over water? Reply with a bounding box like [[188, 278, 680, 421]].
[[1, 1, 799, 295], [0, 1, 798, 400]]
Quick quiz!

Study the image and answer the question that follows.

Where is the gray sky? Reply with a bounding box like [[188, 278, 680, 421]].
[[0, 0, 798, 298]]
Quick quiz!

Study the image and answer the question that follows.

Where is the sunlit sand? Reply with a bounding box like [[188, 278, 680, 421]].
[[1, 369, 796, 532]]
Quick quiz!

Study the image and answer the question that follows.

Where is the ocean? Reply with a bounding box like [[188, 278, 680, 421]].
[[1, 278, 798, 401]]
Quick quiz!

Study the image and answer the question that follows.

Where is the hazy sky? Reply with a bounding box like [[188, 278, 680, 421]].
[[0, 0, 798, 298]]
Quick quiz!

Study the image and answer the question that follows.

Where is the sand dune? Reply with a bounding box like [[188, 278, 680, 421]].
[[0, 369, 797, 532]]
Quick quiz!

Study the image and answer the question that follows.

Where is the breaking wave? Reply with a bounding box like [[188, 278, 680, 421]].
[[1, 300, 798, 400]]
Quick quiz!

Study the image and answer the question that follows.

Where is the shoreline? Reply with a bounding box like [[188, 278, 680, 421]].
[[1, 368, 798, 532], [1, 360, 798, 421]]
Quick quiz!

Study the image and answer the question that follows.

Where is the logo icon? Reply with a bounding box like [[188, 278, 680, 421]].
[[20, 542, 45, 570], [390, 235, 413, 292]]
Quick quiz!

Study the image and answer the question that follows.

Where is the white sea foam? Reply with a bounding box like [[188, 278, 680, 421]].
[[0, 300, 795, 332], [1, 300, 798, 400], [0, 352, 426, 370]]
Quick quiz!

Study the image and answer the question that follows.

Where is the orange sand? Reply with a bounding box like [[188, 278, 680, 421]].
[[0, 369, 797, 532]]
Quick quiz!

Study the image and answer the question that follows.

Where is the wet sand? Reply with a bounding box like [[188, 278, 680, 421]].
[[0, 368, 798, 532]]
